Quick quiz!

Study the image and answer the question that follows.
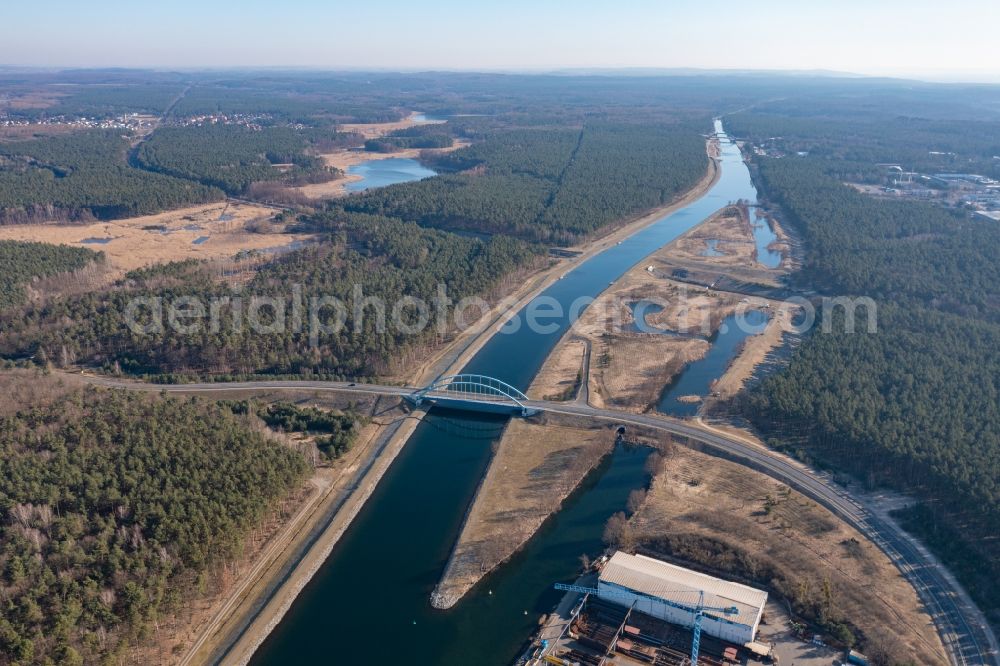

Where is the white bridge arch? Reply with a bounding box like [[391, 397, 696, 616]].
[[406, 374, 538, 417]]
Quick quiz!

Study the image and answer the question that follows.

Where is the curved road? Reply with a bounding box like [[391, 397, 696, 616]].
[[80, 375, 997, 666]]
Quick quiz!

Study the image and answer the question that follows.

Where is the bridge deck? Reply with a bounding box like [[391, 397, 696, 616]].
[[405, 390, 540, 417]]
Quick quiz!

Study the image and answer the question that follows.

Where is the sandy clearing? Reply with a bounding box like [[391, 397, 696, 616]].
[[0, 123, 80, 140], [336, 111, 438, 139], [432, 417, 616, 609], [532, 270, 740, 414], [627, 444, 948, 665], [529, 173, 796, 416], [0, 90, 65, 111], [671, 204, 756, 268], [0, 202, 313, 276], [590, 334, 708, 412]]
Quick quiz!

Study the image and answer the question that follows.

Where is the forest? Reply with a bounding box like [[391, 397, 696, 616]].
[[754, 157, 1000, 320], [364, 123, 455, 153], [0, 212, 540, 379], [0, 240, 100, 309], [341, 123, 708, 244], [134, 125, 342, 194], [166, 83, 408, 125], [0, 131, 223, 223], [727, 106, 1000, 179], [0, 379, 309, 664], [742, 151, 1000, 625]]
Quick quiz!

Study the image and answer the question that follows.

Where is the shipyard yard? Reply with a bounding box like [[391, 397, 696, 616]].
[[526, 548, 937, 666]]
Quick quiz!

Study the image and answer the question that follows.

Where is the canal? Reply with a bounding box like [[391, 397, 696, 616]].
[[249, 120, 768, 665]]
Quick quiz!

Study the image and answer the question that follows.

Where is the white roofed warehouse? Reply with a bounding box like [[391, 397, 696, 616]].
[[597, 552, 768, 646]]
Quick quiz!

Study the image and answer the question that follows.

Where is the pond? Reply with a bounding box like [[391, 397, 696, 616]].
[[345, 157, 438, 192]]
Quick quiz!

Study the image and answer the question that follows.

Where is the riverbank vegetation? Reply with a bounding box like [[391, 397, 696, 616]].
[[0, 375, 309, 664], [364, 124, 454, 152]]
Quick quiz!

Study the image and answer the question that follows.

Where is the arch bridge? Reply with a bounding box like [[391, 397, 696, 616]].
[[406, 374, 539, 417]]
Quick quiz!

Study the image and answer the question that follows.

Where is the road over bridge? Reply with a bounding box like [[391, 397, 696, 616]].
[[78, 374, 998, 666]]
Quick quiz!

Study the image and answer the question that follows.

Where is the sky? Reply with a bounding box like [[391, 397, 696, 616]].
[[3, 0, 1000, 82]]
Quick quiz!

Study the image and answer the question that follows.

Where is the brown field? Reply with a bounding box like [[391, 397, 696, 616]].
[[589, 334, 708, 412], [432, 416, 616, 609], [0, 123, 80, 141], [0, 202, 313, 276], [530, 199, 798, 413], [625, 444, 948, 665], [528, 338, 586, 401], [671, 204, 756, 268], [0, 90, 65, 111]]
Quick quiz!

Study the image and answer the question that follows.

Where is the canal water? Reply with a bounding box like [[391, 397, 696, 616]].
[[657, 309, 769, 417], [751, 207, 783, 268], [250, 120, 766, 666], [345, 157, 438, 192]]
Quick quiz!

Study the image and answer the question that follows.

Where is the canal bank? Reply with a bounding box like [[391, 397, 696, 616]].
[[244, 121, 764, 666]]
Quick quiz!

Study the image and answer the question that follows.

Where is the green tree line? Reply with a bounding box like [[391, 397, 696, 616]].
[[134, 125, 341, 195]]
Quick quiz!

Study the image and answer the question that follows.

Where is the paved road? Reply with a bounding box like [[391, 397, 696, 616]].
[[81, 375, 998, 666]]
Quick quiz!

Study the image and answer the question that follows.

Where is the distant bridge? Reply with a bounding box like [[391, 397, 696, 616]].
[[405, 374, 539, 417]]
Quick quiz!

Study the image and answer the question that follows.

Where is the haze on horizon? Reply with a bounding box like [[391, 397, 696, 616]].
[[3, 0, 1000, 83]]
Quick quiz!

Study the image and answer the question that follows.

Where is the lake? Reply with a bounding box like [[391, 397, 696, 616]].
[[345, 157, 438, 192]]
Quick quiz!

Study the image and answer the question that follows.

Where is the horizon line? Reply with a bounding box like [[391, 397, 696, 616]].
[[2, 64, 1000, 85]]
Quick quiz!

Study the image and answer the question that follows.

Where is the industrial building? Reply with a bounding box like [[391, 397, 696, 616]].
[[597, 552, 768, 645]]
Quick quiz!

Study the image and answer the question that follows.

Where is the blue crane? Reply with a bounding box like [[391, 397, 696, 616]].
[[554, 583, 739, 665]]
